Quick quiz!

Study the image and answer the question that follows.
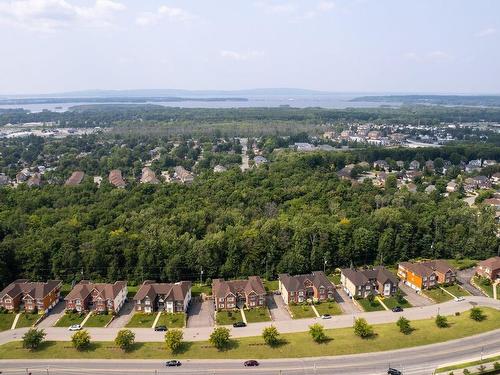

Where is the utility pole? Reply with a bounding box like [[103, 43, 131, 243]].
[[323, 257, 327, 273], [200, 267, 204, 285]]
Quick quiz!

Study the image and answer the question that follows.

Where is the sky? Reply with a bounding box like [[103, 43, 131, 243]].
[[0, 0, 499, 95]]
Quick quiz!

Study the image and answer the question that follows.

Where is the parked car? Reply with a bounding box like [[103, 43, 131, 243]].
[[68, 324, 81, 331], [244, 360, 259, 367], [321, 314, 332, 319], [454, 296, 465, 302], [155, 325, 168, 331], [387, 368, 402, 375], [233, 321, 247, 328], [165, 360, 181, 367], [392, 306, 403, 312]]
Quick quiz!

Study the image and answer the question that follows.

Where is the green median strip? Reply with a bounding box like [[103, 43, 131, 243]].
[[436, 354, 500, 373], [1, 308, 499, 360]]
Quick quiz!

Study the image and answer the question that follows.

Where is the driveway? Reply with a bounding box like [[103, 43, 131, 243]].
[[457, 268, 484, 296], [37, 301, 65, 328], [334, 288, 361, 314], [107, 301, 134, 328], [399, 282, 434, 306], [267, 294, 291, 321], [186, 298, 214, 328]]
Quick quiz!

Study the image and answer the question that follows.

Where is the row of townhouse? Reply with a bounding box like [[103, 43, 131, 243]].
[[397, 260, 456, 291], [0, 280, 62, 314], [340, 267, 398, 298], [476, 257, 500, 281]]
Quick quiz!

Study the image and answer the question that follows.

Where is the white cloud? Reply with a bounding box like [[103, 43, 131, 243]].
[[404, 50, 453, 63], [317, 1, 335, 12], [136, 5, 195, 26], [220, 50, 263, 61], [0, 0, 126, 32], [476, 27, 497, 37], [255, 1, 334, 19]]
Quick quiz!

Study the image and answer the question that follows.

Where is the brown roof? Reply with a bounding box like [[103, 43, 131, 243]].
[[0, 279, 62, 300], [108, 170, 126, 188], [133, 280, 191, 302], [65, 280, 126, 301], [140, 167, 159, 184], [342, 266, 397, 287], [278, 271, 334, 292], [478, 256, 500, 270], [212, 276, 266, 298], [65, 171, 85, 186], [27, 174, 41, 187], [399, 260, 455, 277]]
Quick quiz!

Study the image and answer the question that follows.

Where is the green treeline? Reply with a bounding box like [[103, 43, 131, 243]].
[[0, 152, 497, 288]]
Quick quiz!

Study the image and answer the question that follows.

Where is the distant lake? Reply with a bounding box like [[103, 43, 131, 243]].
[[0, 94, 397, 113]]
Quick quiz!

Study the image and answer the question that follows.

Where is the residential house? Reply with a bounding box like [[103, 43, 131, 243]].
[[472, 175, 492, 190], [373, 160, 389, 170], [476, 257, 500, 281], [140, 167, 159, 184], [0, 174, 11, 186], [396, 160, 405, 168], [254, 156, 268, 166], [294, 142, 315, 152], [403, 170, 422, 182], [483, 198, 500, 211], [367, 130, 381, 139], [213, 165, 227, 173], [27, 173, 41, 187], [398, 260, 456, 291], [65, 281, 127, 313], [491, 173, 500, 183], [425, 160, 435, 171], [212, 277, 266, 310], [409, 160, 420, 170], [65, 171, 85, 186], [16, 170, 30, 184], [465, 159, 482, 173], [446, 181, 457, 193], [0, 279, 62, 314], [109, 170, 126, 188], [174, 166, 194, 183], [340, 267, 398, 298], [278, 271, 334, 305], [133, 280, 192, 313], [424, 185, 436, 194]]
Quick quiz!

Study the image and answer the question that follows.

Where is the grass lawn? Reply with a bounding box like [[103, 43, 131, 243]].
[[83, 314, 113, 328], [125, 313, 156, 328], [328, 274, 341, 285], [54, 312, 86, 327], [474, 276, 499, 299], [60, 284, 72, 297], [314, 301, 342, 316], [1, 308, 499, 360], [216, 310, 242, 325], [381, 296, 412, 309], [356, 298, 385, 312], [244, 307, 271, 323], [436, 353, 500, 373], [263, 279, 279, 292], [16, 313, 39, 328], [156, 313, 185, 328], [289, 304, 317, 319], [192, 283, 212, 297], [446, 258, 478, 271], [424, 284, 470, 303], [0, 314, 15, 331]]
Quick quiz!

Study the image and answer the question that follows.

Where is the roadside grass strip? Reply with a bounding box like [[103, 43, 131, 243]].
[[244, 307, 271, 323], [156, 313, 185, 328], [436, 353, 500, 373], [0, 308, 499, 360], [215, 310, 243, 325], [15, 313, 39, 328], [289, 304, 317, 319], [314, 302, 342, 316]]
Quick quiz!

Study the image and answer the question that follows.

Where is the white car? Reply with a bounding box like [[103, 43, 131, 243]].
[[68, 324, 82, 331], [454, 296, 465, 302]]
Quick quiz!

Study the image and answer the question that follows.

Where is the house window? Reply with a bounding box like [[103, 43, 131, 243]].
[[298, 291, 304, 296], [5, 298, 11, 303], [219, 298, 224, 302], [227, 297, 234, 302], [366, 285, 370, 290], [219, 304, 224, 308], [145, 300, 150, 306], [430, 276, 435, 280]]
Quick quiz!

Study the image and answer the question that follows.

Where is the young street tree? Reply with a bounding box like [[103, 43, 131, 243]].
[[209, 327, 231, 350], [22, 328, 46, 350], [435, 314, 449, 328], [396, 316, 412, 335], [115, 329, 135, 351], [165, 329, 184, 353], [470, 307, 486, 322], [262, 326, 280, 347], [353, 318, 374, 338], [72, 330, 91, 351], [309, 323, 328, 343]]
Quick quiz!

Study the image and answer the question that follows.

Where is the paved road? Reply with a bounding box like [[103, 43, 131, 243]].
[[1, 329, 499, 374], [457, 268, 484, 297], [1, 296, 498, 346]]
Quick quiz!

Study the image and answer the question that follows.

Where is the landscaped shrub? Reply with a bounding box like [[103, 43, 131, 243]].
[[435, 314, 449, 328], [470, 307, 486, 322], [309, 323, 328, 343], [353, 318, 374, 338]]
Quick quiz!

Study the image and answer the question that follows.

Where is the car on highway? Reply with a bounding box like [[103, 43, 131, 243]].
[[392, 306, 403, 312], [233, 321, 247, 328], [165, 360, 181, 367], [155, 325, 168, 331], [387, 368, 402, 375], [454, 296, 465, 302], [68, 324, 82, 331], [321, 314, 332, 319], [244, 360, 259, 367]]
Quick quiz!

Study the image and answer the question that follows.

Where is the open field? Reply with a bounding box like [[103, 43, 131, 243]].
[[156, 313, 185, 328], [244, 307, 271, 323], [0, 314, 15, 331], [215, 310, 242, 325], [424, 285, 470, 303], [289, 304, 317, 319], [54, 312, 86, 327], [125, 313, 156, 328], [314, 301, 342, 316], [16, 313, 39, 328], [0, 308, 499, 360], [84, 314, 114, 328]]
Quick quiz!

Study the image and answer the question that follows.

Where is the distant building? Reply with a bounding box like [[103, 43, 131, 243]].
[[424, 185, 436, 194], [0, 174, 11, 186], [93, 176, 103, 187], [140, 167, 159, 184], [254, 156, 268, 166], [65, 281, 127, 313], [174, 166, 194, 183], [475, 257, 500, 281], [398, 260, 456, 291], [373, 160, 389, 170], [26, 173, 41, 187], [0, 279, 62, 314], [109, 170, 126, 188], [446, 181, 457, 193], [409, 160, 420, 170], [213, 165, 227, 173], [294, 143, 315, 152], [65, 171, 85, 186]]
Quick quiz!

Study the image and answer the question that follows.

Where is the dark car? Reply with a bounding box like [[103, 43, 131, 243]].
[[155, 325, 168, 331], [392, 306, 403, 312], [387, 368, 402, 375], [233, 321, 247, 328], [244, 360, 259, 367], [166, 360, 181, 367]]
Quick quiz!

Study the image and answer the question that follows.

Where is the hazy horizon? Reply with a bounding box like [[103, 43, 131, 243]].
[[1, 0, 499, 95]]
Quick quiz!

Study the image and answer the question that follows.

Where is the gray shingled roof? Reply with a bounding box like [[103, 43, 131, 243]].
[[133, 281, 192, 301]]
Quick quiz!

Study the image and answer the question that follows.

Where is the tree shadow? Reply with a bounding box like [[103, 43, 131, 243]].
[[170, 341, 193, 355], [268, 338, 289, 348]]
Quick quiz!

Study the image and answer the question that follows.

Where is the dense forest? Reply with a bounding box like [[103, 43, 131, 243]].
[[0, 151, 498, 288]]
